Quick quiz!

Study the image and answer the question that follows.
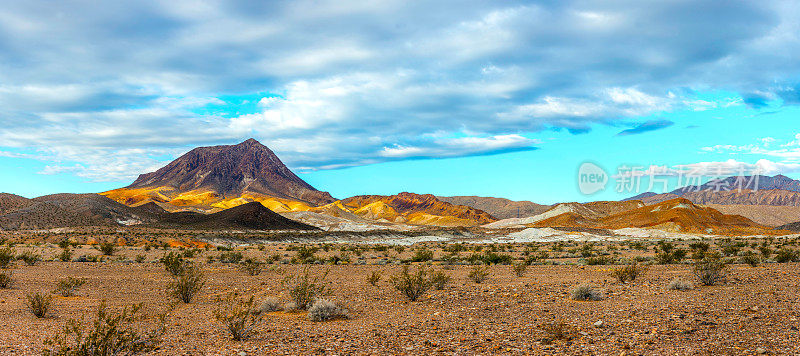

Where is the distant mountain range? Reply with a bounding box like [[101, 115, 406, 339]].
[[437, 196, 550, 219], [625, 175, 800, 205]]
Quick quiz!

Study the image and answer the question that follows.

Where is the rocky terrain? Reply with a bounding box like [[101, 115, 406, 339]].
[[341, 193, 497, 227], [0, 237, 799, 355], [437, 196, 550, 219]]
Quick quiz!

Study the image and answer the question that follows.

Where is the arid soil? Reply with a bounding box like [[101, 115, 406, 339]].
[[1, 241, 799, 355]]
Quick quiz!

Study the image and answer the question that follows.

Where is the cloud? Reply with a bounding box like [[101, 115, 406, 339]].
[[616, 120, 675, 136], [0, 0, 798, 180]]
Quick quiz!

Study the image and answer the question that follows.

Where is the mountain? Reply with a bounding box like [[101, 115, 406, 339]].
[[0, 193, 34, 215], [102, 139, 334, 212], [436, 196, 550, 219], [484, 200, 643, 229], [625, 175, 800, 206], [155, 202, 317, 230], [707, 204, 800, 227], [522, 198, 773, 235], [340, 192, 497, 227]]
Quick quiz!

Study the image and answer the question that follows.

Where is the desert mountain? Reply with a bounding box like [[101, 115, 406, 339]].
[[103, 139, 334, 212], [484, 200, 643, 229], [154, 202, 316, 230], [339, 192, 497, 227], [436, 196, 550, 219], [0, 193, 34, 215]]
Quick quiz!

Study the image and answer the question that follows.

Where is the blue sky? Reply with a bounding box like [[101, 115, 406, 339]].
[[1, 1, 800, 204]]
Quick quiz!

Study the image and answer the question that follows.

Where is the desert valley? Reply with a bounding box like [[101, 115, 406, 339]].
[[1, 139, 800, 355]]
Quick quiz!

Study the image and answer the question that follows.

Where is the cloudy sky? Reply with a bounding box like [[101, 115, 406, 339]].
[[1, 0, 800, 203]]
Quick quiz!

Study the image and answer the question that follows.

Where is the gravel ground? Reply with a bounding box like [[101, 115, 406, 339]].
[[0, 246, 799, 355]]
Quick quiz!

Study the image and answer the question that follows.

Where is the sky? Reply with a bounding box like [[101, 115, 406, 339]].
[[1, 0, 800, 204]]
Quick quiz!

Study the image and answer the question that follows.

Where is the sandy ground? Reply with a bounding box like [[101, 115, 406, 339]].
[[0, 243, 799, 355]]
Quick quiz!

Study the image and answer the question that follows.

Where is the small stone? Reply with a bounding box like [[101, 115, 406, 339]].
[[756, 347, 767, 354], [593, 320, 604, 328]]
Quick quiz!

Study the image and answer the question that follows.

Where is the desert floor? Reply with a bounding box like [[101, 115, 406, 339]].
[[0, 241, 799, 355]]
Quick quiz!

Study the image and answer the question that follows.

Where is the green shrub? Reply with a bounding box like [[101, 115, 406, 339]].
[[27, 292, 53, 318], [410, 248, 433, 262], [57, 248, 73, 262], [430, 270, 451, 290], [169, 265, 204, 303], [214, 294, 264, 341], [43, 301, 166, 355], [283, 267, 328, 310], [294, 246, 318, 264], [219, 251, 243, 264], [585, 256, 613, 265], [775, 248, 799, 263], [161, 252, 187, 276], [467, 265, 490, 283], [98, 242, 116, 256], [54, 277, 87, 297], [739, 251, 760, 267], [390, 265, 433, 301]]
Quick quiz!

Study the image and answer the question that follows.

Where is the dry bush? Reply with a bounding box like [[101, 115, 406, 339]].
[[467, 265, 490, 283], [169, 265, 204, 303], [512, 263, 527, 277], [0, 246, 15, 268], [54, 277, 87, 297], [259, 297, 283, 313], [239, 258, 263, 276], [307, 299, 349, 322], [18, 251, 42, 266], [390, 265, 433, 301], [539, 321, 573, 342], [610, 263, 648, 283], [43, 301, 166, 355], [571, 284, 604, 301], [668, 278, 694, 291], [57, 248, 73, 262], [283, 267, 329, 310], [739, 251, 761, 267], [27, 292, 53, 318], [0, 269, 12, 289], [214, 294, 264, 341], [693, 254, 726, 286], [430, 270, 451, 290], [367, 271, 382, 286]]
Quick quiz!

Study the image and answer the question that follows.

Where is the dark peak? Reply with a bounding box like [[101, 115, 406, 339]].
[[238, 138, 262, 146]]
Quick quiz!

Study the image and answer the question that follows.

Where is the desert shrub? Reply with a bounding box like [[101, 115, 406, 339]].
[[655, 241, 686, 264], [283, 267, 329, 310], [214, 294, 264, 341], [758, 246, 772, 259], [410, 248, 433, 262], [667, 278, 694, 291], [239, 258, 263, 276], [585, 256, 613, 265], [467, 265, 490, 283], [161, 252, 187, 276], [134, 254, 146, 263], [390, 265, 433, 301], [540, 321, 572, 342], [0, 269, 12, 288], [0, 246, 15, 268], [610, 263, 648, 283], [689, 241, 711, 260], [294, 245, 318, 264], [259, 297, 283, 313], [571, 284, 604, 301], [467, 252, 513, 265], [27, 292, 53, 318], [693, 254, 727, 286], [775, 248, 800, 263], [367, 271, 382, 286], [18, 251, 42, 266], [579, 243, 595, 258], [430, 270, 451, 290], [98, 242, 116, 256], [55, 277, 87, 297], [307, 299, 349, 322], [525, 251, 549, 265], [512, 263, 527, 277], [219, 251, 243, 264], [739, 251, 761, 267], [57, 248, 73, 262], [44, 301, 166, 355], [169, 265, 204, 303]]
